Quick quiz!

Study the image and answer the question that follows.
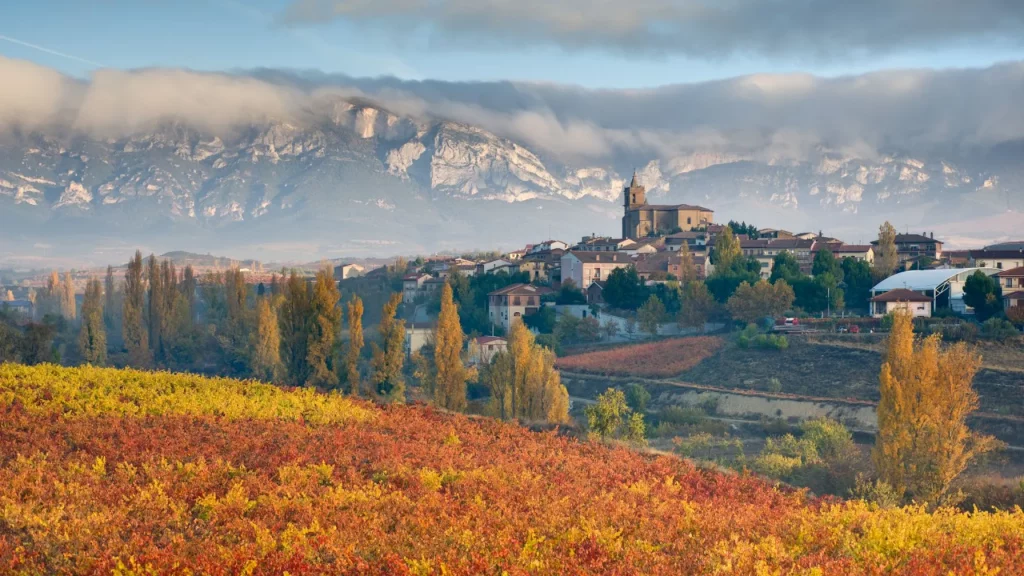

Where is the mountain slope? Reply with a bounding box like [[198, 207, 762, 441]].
[[0, 97, 1020, 263]]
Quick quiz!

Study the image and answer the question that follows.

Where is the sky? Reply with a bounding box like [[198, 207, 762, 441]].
[[3, 0, 1024, 89]]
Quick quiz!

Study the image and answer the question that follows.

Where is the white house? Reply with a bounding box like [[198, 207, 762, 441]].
[[470, 336, 507, 365], [402, 274, 430, 303], [405, 322, 434, 356], [478, 259, 514, 274], [487, 283, 552, 332], [334, 263, 365, 281], [869, 289, 933, 318], [528, 240, 568, 255], [560, 251, 631, 291], [869, 268, 1001, 315], [969, 248, 1024, 271]]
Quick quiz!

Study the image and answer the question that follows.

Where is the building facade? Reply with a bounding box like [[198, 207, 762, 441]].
[[487, 284, 552, 332], [621, 173, 713, 239], [561, 251, 631, 291]]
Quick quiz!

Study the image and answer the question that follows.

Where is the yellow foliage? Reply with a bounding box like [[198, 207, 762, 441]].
[[0, 363, 374, 424]]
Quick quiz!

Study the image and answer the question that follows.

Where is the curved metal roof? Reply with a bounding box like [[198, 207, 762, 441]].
[[871, 268, 1000, 293]]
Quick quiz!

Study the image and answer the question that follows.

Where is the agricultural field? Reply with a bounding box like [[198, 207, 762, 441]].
[[555, 336, 724, 378], [2, 363, 1024, 574]]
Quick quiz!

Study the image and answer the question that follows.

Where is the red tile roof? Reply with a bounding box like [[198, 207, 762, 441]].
[[473, 336, 507, 345], [870, 289, 932, 303], [997, 267, 1024, 277], [487, 283, 553, 297]]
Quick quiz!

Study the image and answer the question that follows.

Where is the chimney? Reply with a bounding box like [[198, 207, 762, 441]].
[[930, 232, 934, 239], [595, 254, 600, 261]]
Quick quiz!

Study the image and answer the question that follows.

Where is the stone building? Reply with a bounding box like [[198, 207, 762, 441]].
[[621, 173, 713, 239]]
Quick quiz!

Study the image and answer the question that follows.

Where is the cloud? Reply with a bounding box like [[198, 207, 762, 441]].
[[2, 56, 1024, 163], [279, 0, 1024, 58]]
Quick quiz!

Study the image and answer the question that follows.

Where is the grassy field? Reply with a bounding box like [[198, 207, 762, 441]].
[[2, 363, 1024, 574]]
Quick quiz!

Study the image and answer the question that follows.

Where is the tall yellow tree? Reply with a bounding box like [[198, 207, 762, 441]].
[[62, 271, 77, 320], [873, 310, 997, 504], [484, 319, 569, 424], [676, 244, 698, 284], [345, 295, 364, 396], [434, 283, 472, 412], [712, 226, 741, 271], [250, 297, 282, 382]]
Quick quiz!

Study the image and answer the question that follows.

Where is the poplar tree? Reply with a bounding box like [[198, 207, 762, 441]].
[[873, 310, 997, 504], [306, 267, 341, 388], [677, 244, 698, 284], [61, 271, 77, 320], [147, 255, 164, 361], [182, 264, 196, 327], [484, 319, 569, 424], [371, 293, 406, 402], [78, 278, 106, 365], [711, 226, 741, 270], [874, 221, 899, 279], [123, 251, 150, 366], [345, 295, 365, 396], [103, 265, 118, 334], [250, 297, 282, 381], [279, 270, 311, 385], [433, 282, 471, 412]]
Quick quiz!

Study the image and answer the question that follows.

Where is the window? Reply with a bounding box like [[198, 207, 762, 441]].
[[687, 217, 692, 225], [594, 268, 601, 279], [527, 297, 535, 306], [997, 263, 1003, 269], [512, 297, 521, 306]]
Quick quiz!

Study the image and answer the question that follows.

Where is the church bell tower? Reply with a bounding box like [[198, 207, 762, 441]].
[[623, 171, 647, 209]]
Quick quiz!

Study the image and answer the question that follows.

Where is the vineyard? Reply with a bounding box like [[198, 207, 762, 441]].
[[555, 336, 725, 378], [2, 364, 1024, 574]]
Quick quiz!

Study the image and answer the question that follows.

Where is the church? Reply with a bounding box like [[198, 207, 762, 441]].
[[621, 173, 714, 239]]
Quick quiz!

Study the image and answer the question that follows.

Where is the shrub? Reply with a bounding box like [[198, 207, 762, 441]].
[[982, 318, 1020, 342], [624, 383, 651, 413], [767, 378, 783, 394]]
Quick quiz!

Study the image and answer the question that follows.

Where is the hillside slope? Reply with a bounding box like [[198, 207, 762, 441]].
[[1, 363, 1023, 574]]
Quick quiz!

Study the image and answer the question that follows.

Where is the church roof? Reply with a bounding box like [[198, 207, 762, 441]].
[[628, 203, 713, 212]]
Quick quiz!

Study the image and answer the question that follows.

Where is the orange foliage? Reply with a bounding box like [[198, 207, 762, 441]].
[[1, 365, 1023, 574], [555, 336, 724, 378]]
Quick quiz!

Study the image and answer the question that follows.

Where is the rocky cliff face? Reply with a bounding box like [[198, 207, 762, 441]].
[[0, 98, 1019, 261]]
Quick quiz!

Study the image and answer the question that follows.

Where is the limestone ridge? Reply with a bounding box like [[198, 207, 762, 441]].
[[0, 98, 1019, 252]]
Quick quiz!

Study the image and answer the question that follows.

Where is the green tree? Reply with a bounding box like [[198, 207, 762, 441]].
[[706, 256, 762, 302], [123, 251, 150, 366], [625, 383, 651, 413], [963, 270, 1003, 321], [345, 295, 365, 396], [585, 388, 646, 445], [372, 293, 407, 402], [841, 257, 874, 312], [434, 283, 472, 411], [181, 264, 196, 327], [279, 271, 311, 385], [603, 266, 647, 310], [306, 267, 341, 388], [812, 248, 843, 280], [78, 278, 106, 366], [147, 255, 164, 361], [874, 221, 899, 280], [769, 251, 803, 283], [726, 279, 795, 324], [638, 294, 666, 336], [677, 281, 715, 329], [250, 297, 282, 382], [103, 265, 121, 349]]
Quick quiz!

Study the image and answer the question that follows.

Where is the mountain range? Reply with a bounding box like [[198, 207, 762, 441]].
[[1, 97, 1021, 266]]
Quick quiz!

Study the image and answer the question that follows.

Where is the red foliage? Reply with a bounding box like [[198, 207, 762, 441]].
[[555, 336, 724, 377]]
